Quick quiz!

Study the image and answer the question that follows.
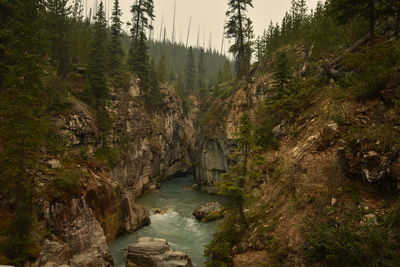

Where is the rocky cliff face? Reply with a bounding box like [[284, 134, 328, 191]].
[[34, 79, 195, 266], [195, 78, 271, 190]]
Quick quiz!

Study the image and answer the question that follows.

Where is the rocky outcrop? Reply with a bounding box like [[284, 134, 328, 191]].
[[195, 138, 229, 191], [33, 198, 113, 266], [126, 237, 192, 267], [33, 79, 195, 265], [192, 202, 224, 222], [195, 78, 271, 190]]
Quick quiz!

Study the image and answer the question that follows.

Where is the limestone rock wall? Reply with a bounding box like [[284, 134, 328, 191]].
[[34, 79, 195, 266], [195, 78, 271, 189]]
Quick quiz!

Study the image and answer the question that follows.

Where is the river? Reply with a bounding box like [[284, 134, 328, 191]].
[[109, 175, 227, 267]]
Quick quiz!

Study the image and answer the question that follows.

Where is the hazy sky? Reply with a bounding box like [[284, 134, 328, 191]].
[[85, 0, 320, 53]]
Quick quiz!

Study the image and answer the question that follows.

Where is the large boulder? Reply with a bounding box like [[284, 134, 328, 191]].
[[192, 202, 224, 222], [126, 237, 192, 267]]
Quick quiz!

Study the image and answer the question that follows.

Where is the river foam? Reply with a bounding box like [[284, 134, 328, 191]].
[[109, 175, 226, 267]]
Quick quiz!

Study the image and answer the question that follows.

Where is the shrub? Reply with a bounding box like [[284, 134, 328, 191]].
[[44, 74, 74, 114], [94, 146, 122, 168], [53, 168, 82, 195], [204, 212, 244, 267], [303, 199, 400, 267], [341, 42, 400, 100]]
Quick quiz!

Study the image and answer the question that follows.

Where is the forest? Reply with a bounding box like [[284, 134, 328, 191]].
[[1, 0, 400, 266]]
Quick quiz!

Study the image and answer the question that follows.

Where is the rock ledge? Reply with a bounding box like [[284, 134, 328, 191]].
[[127, 237, 192, 267]]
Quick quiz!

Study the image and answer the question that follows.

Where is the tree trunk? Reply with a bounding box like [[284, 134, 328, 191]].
[[237, 3, 245, 79], [396, 11, 400, 40], [369, 0, 375, 46]]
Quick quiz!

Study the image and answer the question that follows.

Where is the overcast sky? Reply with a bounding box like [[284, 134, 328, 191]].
[[84, 0, 320, 53]]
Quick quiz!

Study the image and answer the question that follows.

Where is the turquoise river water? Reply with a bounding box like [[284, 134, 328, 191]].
[[109, 175, 227, 267]]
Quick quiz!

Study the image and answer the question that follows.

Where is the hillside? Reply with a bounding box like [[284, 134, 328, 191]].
[[1, 0, 400, 266]]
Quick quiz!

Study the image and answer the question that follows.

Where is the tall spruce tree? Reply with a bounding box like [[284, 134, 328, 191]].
[[87, 1, 110, 141], [225, 0, 254, 80], [0, 0, 50, 263], [220, 113, 254, 225], [127, 0, 155, 90], [273, 51, 292, 98], [45, 0, 71, 77], [184, 47, 196, 92], [108, 0, 124, 81]]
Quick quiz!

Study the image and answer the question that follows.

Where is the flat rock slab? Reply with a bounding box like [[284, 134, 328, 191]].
[[127, 237, 192, 267]]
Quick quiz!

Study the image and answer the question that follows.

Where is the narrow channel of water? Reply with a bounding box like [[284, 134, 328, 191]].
[[109, 175, 227, 267]]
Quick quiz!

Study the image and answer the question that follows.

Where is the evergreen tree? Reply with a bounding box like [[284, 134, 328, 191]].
[[184, 47, 196, 92], [86, 1, 110, 141], [329, 0, 380, 43], [127, 0, 155, 90], [72, 0, 84, 22], [197, 48, 206, 89], [157, 53, 168, 84], [225, 0, 254, 80], [108, 0, 124, 81], [273, 51, 292, 98], [0, 0, 50, 263], [220, 113, 254, 225], [221, 60, 234, 82], [45, 0, 71, 77]]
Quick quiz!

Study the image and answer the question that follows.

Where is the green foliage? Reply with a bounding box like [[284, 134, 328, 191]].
[[148, 40, 229, 90], [157, 53, 168, 84], [273, 51, 292, 98], [108, 0, 125, 82], [341, 42, 400, 100], [0, 0, 50, 263], [52, 168, 82, 195], [127, 0, 154, 91], [253, 117, 278, 150], [197, 49, 206, 88], [184, 47, 197, 93], [85, 2, 111, 142], [217, 60, 234, 85], [94, 146, 122, 168], [43, 74, 74, 114], [87, 2, 108, 105], [225, 0, 254, 79], [204, 212, 243, 267], [258, 77, 319, 125], [345, 123, 400, 152], [303, 199, 400, 267], [45, 0, 71, 77]]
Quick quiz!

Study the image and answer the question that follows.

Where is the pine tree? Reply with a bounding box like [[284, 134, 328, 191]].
[[127, 0, 155, 90], [45, 0, 71, 77], [86, 1, 110, 141], [225, 0, 254, 80], [72, 0, 84, 22], [273, 51, 292, 98], [108, 0, 124, 81], [184, 47, 196, 92], [157, 53, 168, 84], [197, 48, 206, 89], [220, 113, 254, 225], [0, 0, 50, 263]]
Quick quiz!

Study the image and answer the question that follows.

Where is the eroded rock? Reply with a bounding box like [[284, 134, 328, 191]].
[[126, 237, 192, 267], [193, 202, 224, 222]]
